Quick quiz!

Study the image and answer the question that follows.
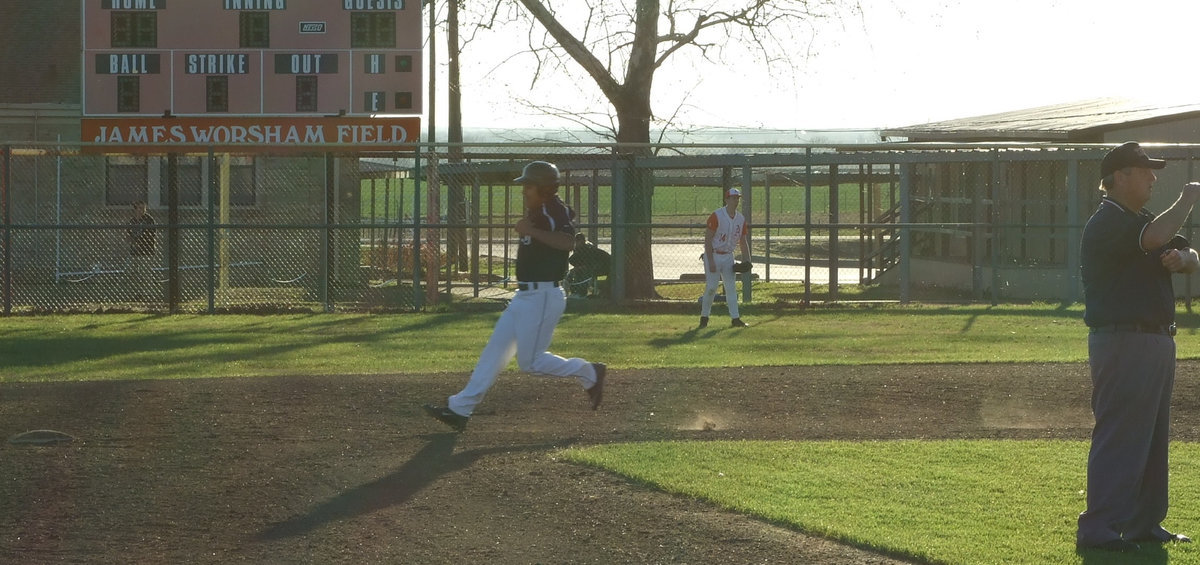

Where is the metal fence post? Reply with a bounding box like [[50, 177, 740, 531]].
[[167, 152, 180, 313], [973, 159, 987, 301], [804, 148, 812, 305], [899, 162, 912, 305], [1065, 157, 1080, 304], [829, 163, 840, 301], [764, 175, 772, 282], [412, 146, 423, 310], [470, 176, 481, 298], [2, 145, 9, 316], [609, 149, 627, 302], [425, 151, 440, 306], [990, 150, 1002, 306], [322, 152, 334, 311], [740, 163, 752, 305], [206, 147, 216, 313], [1188, 148, 1195, 312]]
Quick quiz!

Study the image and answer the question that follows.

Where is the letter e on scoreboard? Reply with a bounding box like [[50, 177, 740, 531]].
[[365, 92, 384, 112]]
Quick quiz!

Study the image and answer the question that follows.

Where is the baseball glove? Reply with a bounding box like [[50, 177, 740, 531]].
[[733, 261, 752, 273]]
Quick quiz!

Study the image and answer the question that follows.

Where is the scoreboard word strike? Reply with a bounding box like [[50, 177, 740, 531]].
[[185, 54, 250, 75]]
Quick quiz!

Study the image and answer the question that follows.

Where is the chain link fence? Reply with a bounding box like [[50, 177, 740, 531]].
[[3, 141, 1199, 313]]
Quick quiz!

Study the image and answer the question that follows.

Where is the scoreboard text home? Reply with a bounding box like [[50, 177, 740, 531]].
[[83, 0, 422, 117]]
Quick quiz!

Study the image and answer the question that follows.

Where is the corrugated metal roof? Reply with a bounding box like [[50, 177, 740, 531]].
[[882, 98, 1200, 142]]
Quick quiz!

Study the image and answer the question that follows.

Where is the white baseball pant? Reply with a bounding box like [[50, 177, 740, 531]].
[[448, 284, 597, 416], [700, 252, 739, 319]]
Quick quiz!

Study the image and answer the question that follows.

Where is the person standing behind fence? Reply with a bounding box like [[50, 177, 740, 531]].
[[421, 160, 607, 432], [699, 187, 750, 328], [125, 200, 157, 300], [1076, 142, 1200, 552]]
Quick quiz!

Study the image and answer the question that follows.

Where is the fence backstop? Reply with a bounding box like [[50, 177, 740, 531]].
[[2, 141, 1197, 313]]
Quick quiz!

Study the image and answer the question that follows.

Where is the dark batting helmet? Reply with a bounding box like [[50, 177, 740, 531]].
[[514, 161, 560, 187]]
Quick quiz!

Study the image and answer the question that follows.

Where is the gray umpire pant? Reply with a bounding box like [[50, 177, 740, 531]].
[[1077, 331, 1175, 545]]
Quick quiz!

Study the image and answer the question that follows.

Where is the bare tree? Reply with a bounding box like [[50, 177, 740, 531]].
[[446, 0, 468, 273], [439, 1, 506, 275], [489, 0, 857, 298]]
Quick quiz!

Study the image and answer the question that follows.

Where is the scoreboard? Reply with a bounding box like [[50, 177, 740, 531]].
[[82, 0, 423, 150]]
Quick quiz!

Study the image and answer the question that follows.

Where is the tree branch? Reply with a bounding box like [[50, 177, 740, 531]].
[[516, 0, 623, 101]]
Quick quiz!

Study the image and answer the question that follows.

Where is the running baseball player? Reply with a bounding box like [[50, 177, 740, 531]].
[[422, 161, 606, 432], [699, 187, 751, 328]]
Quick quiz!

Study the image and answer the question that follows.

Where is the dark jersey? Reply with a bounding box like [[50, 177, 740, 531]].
[[517, 196, 575, 282], [127, 214, 156, 257], [1081, 197, 1188, 327]]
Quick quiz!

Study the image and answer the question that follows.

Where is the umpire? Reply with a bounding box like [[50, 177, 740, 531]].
[[1077, 142, 1200, 552]]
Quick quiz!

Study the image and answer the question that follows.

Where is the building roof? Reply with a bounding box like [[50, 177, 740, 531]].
[[882, 98, 1200, 142]]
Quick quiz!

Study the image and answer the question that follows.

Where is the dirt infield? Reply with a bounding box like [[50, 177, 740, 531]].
[[4, 362, 1200, 564]]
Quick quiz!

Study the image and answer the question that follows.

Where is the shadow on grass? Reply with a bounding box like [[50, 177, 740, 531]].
[[1076, 542, 1167, 565]]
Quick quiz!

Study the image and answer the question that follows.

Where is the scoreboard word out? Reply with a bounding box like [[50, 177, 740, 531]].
[[83, 0, 423, 124]]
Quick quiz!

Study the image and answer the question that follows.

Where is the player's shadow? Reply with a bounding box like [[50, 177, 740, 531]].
[[651, 315, 773, 347], [255, 433, 576, 541]]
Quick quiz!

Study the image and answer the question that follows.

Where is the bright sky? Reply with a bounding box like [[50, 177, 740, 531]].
[[429, 0, 1200, 132]]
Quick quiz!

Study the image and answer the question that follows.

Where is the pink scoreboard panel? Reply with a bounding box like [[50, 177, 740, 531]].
[[82, 0, 423, 117]]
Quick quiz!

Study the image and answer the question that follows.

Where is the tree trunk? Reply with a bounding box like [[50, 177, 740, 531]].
[[614, 92, 658, 299], [446, 0, 468, 272]]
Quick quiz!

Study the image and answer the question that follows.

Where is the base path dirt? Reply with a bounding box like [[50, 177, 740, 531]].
[[3, 362, 1199, 564]]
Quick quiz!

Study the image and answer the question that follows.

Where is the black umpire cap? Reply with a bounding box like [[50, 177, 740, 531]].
[[1101, 142, 1166, 177]]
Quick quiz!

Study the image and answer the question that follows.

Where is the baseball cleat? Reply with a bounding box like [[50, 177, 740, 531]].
[[587, 363, 606, 410], [422, 404, 468, 432], [698, 316, 708, 329], [731, 318, 748, 327], [1131, 531, 1192, 543]]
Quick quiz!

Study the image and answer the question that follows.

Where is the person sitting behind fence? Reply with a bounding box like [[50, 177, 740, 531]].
[[566, 233, 611, 296]]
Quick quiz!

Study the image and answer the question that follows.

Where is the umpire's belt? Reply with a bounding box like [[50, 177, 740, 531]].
[[517, 281, 560, 291], [1089, 323, 1177, 337]]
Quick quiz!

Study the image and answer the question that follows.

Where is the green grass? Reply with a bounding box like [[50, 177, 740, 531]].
[[359, 180, 863, 224], [0, 303, 1140, 382], [655, 280, 977, 302], [7, 304, 1200, 563], [561, 440, 1200, 564]]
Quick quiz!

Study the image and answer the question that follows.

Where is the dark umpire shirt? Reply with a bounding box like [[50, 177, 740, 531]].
[[1081, 197, 1188, 327], [517, 196, 575, 282]]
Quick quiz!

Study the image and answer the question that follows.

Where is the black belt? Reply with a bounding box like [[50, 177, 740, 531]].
[[1090, 323, 1177, 337], [517, 281, 560, 291]]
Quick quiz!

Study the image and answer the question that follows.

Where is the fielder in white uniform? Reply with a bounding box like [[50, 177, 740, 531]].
[[423, 161, 606, 432], [699, 187, 751, 328]]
